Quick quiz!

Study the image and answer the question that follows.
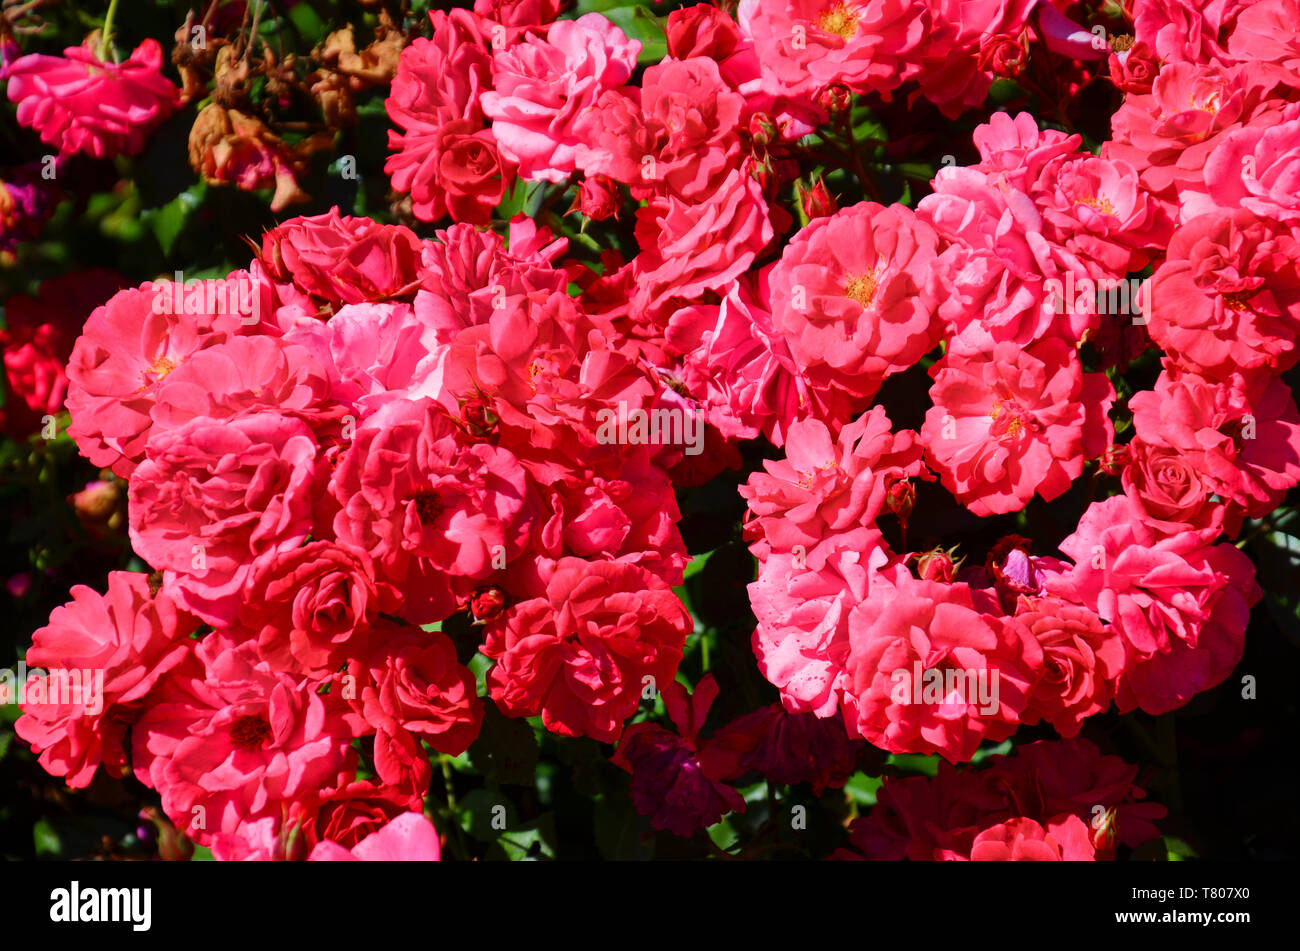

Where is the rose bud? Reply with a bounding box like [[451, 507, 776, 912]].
[[469, 586, 507, 624], [986, 535, 1043, 611], [69, 479, 125, 538], [815, 83, 852, 116], [574, 174, 620, 221], [748, 112, 778, 150], [666, 3, 742, 61], [795, 174, 837, 221], [459, 394, 500, 440], [884, 478, 916, 523], [912, 546, 962, 582], [1099, 443, 1130, 476]]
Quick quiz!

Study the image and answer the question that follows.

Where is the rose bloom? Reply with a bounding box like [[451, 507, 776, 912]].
[[768, 201, 941, 406], [1014, 596, 1125, 738], [631, 167, 774, 323], [351, 625, 482, 757], [574, 56, 745, 201], [740, 407, 925, 567], [259, 208, 427, 308], [1228, 0, 1300, 80], [481, 13, 640, 183], [329, 398, 534, 623], [147, 335, 346, 443], [743, 0, 928, 98], [133, 634, 357, 845], [483, 557, 691, 743], [236, 541, 401, 679], [1129, 366, 1300, 519], [1105, 62, 1278, 199], [64, 281, 254, 478], [1134, 0, 1251, 67], [1189, 112, 1300, 227], [5, 38, 178, 158], [129, 411, 323, 627], [844, 576, 1042, 763], [749, 528, 898, 718], [968, 815, 1096, 861], [1053, 495, 1262, 715], [907, 0, 1038, 118], [1030, 153, 1171, 275], [1108, 39, 1161, 95], [15, 572, 195, 788], [309, 812, 442, 861], [1145, 210, 1300, 379], [1122, 439, 1224, 535], [385, 10, 500, 222], [0, 269, 125, 438], [921, 338, 1114, 516]]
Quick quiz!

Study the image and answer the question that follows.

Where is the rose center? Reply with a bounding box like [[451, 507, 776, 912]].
[[410, 486, 444, 525], [818, 2, 860, 39], [845, 272, 879, 308], [230, 714, 272, 751], [1076, 195, 1115, 215]]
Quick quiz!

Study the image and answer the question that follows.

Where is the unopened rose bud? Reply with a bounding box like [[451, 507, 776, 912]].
[[469, 586, 507, 623], [1091, 806, 1118, 856], [913, 547, 961, 583], [744, 152, 777, 199], [575, 174, 620, 221], [884, 478, 916, 522], [815, 83, 852, 115], [69, 479, 125, 538], [748, 112, 778, 150], [459, 395, 499, 439], [1100, 443, 1129, 476], [796, 175, 837, 220]]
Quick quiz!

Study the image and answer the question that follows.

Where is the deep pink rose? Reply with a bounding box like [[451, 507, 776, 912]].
[[15, 572, 195, 788], [129, 412, 323, 626], [5, 38, 178, 158]]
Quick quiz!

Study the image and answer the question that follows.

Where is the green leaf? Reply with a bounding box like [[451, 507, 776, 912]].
[[595, 793, 653, 860], [33, 818, 61, 859], [458, 788, 517, 842], [843, 771, 883, 807], [468, 703, 540, 786], [598, 7, 668, 64], [488, 814, 557, 861], [1164, 836, 1199, 861], [144, 183, 206, 258]]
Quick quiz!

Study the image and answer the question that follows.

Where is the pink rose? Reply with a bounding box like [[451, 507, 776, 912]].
[[129, 412, 323, 626], [969, 815, 1096, 861], [921, 338, 1114, 516], [309, 812, 442, 861], [482, 558, 691, 743], [15, 572, 195, 788], [133, 635, 357, 844], [5, 38, 178, 158], [768, 201, 941, 406], [481, 13, 640, 183]]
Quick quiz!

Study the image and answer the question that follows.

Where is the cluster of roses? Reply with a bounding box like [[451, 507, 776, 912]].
[[16, 203, 706, 859], [11, 0, 1300, 858]]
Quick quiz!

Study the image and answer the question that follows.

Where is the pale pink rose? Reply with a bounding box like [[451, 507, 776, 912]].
[[749, 529, 900, 718], [481, 13, 639, 183]]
